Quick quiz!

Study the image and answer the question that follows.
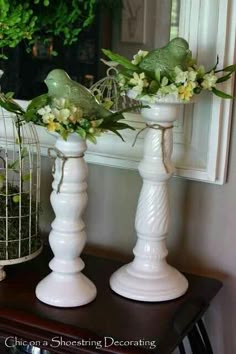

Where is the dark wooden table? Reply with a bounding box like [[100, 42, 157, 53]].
[[0, 249, 222, 354]]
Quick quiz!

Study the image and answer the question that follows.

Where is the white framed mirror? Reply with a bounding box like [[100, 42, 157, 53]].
[[77, 0, 235, 185]]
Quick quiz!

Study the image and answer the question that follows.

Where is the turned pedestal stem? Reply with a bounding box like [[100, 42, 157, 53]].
[[36, 134, 96, 307], [110, 102, 188, 301]]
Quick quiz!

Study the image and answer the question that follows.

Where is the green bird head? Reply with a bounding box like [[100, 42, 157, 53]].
[[168, 37, 190, 56], [45, 69, 70, 91]]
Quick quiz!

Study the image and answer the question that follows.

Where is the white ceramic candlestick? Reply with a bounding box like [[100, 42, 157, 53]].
[[36, 134, 97, 307], [110, 97, 188, 301]]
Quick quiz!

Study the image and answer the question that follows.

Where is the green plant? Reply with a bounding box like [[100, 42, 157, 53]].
[[0, 0, 98, 59]]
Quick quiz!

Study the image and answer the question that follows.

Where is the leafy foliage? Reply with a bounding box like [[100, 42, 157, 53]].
[[0, 0, 98, 58]]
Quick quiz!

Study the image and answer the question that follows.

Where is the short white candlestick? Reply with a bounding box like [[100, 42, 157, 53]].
[[36, 134, 97, 307], [110, 98, 188, 301]]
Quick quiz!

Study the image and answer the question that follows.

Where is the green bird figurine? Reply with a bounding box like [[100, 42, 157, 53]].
[[44, 69, 110, 118], [139, 37, 192, 80], [24, 69, 138, 141]]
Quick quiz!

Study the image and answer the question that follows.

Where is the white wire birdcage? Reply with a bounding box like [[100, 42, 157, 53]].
[[90, 67, 141, 112], [0, 102, 42, 281]]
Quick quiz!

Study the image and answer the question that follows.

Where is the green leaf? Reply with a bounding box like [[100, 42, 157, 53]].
[[154, 69, 161, 83], [108, 122, 134, 130], [92, 119, 103, 127], [8, 160, 19, 170], [103, 104, 148, 123], [76, 127, 86, 139], [0, 54, 8, 60], [5, 92, 15, 99], [12, 195, 21, 203], [0, 95, 25, 115], [25, 94, 49, 122], [211, 87, 233, 99], [222, 64, 236, 72], [209, 56, 219, 72], [102, 49, 138, 71], [148, 80, 160, 94], [20, 147, 28, 159], [86, 133, 97, 144], [216, 72, 232, 83], [22, 173, 31, 182], [215, 64, 236, 74], [108, 129, 125, 141], [26, 94, 49, 113], [60, 129, 69, 141]]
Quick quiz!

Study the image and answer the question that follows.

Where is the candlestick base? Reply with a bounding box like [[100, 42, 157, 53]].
[[36, 271, 97, 307], [110, 262, 188, 301]]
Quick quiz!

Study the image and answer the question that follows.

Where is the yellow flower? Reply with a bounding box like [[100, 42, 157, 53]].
[[178, 82, 195, 101], [47, 119, 60, 132]]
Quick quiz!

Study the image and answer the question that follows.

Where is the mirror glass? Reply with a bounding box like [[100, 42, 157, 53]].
[[112, 0, 180, 59]]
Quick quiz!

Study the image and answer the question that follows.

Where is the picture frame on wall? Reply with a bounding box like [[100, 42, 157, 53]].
[[121, 0, 147, 44]]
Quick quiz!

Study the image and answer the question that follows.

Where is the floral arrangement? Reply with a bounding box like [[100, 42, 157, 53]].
[[103, 37, 236, 103], [26, 95, 135, 143], [0, 90, 137, 143]]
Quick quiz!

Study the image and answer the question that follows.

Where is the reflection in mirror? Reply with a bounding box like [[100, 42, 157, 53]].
[[112, 0, 180, 59]]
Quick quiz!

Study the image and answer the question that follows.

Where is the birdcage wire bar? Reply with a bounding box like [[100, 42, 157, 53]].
[[0, 106, 42, 278]]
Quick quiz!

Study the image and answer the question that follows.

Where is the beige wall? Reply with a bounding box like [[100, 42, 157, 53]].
[[40, 94, 236, 354]]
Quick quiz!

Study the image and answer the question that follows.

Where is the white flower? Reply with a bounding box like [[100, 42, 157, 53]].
[[161, 77, 169, 87], [131, 50, 149, 65], [187, 68, 197, 82], [129, 72, 148, 96], [201, 71, 217, 90], [55, 108, 71, 123], [174, 67, 188, 83], [38, 105, 51, 116], [53, 98, 66, 109], [42, 112, 55, 124], [158, 83, 178, 97], [70, 105, 78, 114]]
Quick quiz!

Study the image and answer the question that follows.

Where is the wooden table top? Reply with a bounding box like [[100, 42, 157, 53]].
[[0, 248, 222, 354]]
